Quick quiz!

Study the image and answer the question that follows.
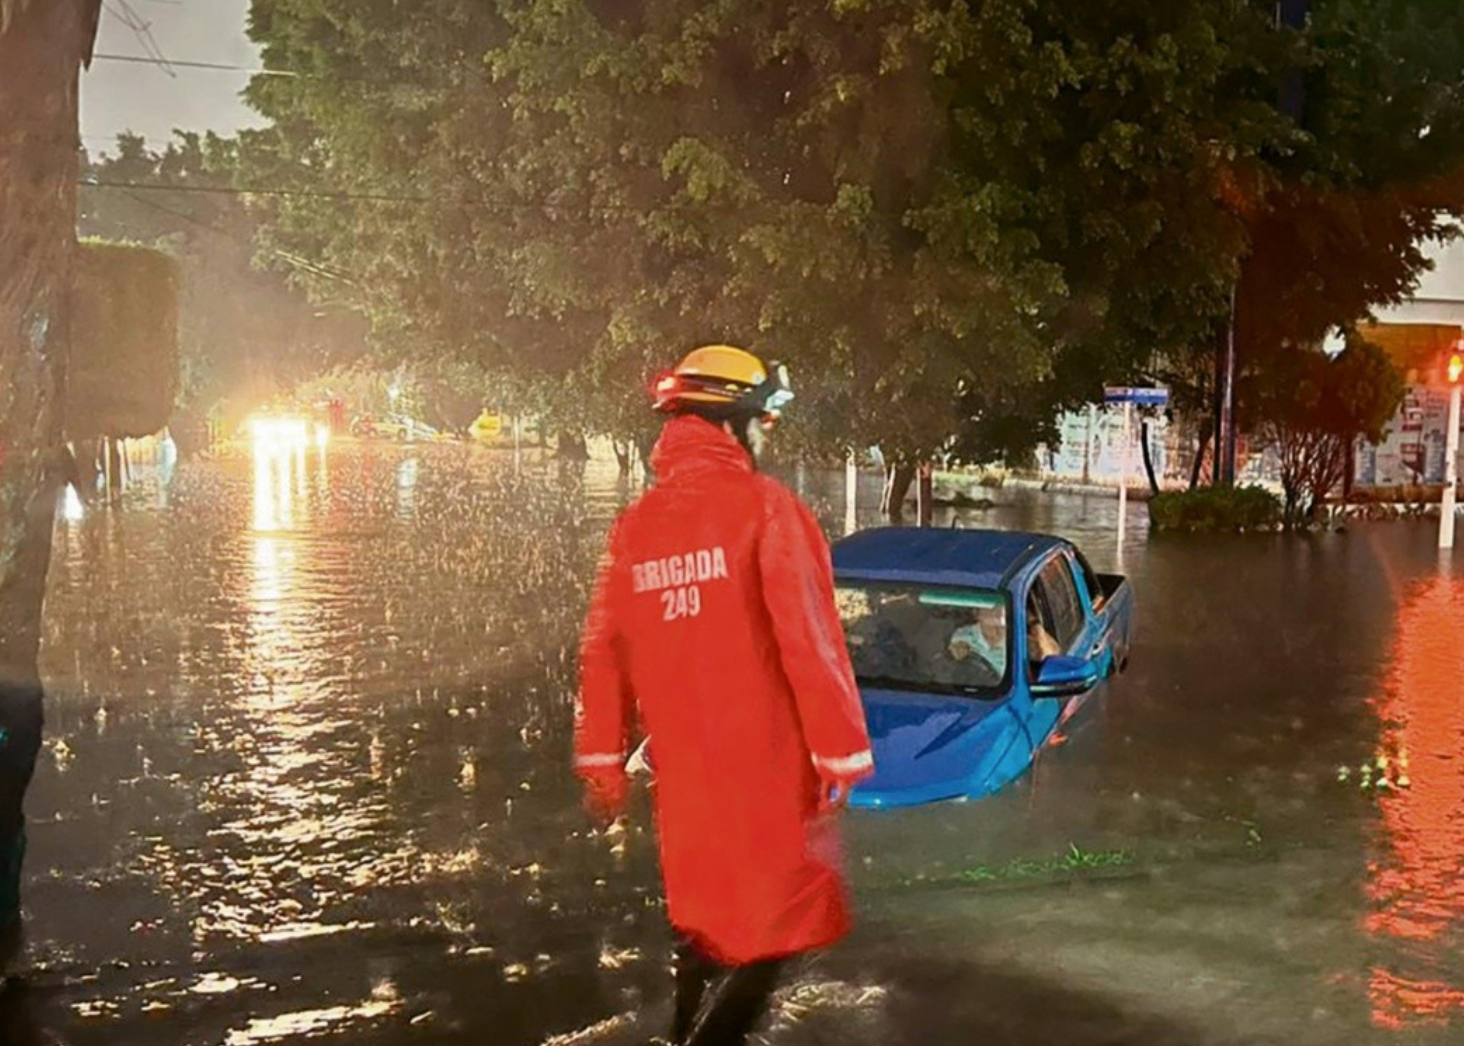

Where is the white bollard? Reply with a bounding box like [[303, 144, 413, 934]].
[[1441, 382, 1461, 549]]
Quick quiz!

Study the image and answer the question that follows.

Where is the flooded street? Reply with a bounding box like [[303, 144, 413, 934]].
[[7, 442, 1464, 1045]]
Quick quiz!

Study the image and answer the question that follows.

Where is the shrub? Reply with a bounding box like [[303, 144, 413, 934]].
[[68, 239, 180, 440], [1149, 485, 1282, 533]]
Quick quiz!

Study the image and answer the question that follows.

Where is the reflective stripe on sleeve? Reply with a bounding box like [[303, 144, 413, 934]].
[[575, 752, 627, 769], [812, 749, 874, 776]]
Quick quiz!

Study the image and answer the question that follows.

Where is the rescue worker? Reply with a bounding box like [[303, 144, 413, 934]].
[[575, 345, 874, 1046]]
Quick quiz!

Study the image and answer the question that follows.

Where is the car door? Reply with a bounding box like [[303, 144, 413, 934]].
[[1069, 549, 1120, 675], [1023, 552, 1104, 749]]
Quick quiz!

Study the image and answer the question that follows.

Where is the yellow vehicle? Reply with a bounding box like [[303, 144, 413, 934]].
[[469, 410, 508, 444]]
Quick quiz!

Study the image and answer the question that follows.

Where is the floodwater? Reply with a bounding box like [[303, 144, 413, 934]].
[[5, 440, 1464, 1045]]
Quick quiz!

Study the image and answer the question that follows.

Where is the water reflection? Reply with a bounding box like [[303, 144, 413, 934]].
[[251, 441, 299, 533], [396, 456, 419, 520], [1367, 573, 1464, 1029]]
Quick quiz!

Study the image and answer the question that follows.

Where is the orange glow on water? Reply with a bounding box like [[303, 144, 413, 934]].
[[1366, 574, 1464, 1028]]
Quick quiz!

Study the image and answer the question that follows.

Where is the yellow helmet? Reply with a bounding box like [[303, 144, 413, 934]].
[[652, 345, 794, 417]]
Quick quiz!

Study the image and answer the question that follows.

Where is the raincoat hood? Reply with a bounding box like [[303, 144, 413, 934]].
[[650, 415, 753, 482]]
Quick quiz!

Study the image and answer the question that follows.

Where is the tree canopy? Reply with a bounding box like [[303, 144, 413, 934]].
[[237, 0, 1464, 462]]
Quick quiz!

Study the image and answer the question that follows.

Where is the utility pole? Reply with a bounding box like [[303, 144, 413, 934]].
[[1215, 290, 1239, 486], [1213, 0, 1309, 486], [1440, 345, 1462, 550]]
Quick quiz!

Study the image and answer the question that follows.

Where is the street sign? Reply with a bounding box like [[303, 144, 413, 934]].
[[1100, 386, 1168, 557], [1103, 386, 1170, 407]]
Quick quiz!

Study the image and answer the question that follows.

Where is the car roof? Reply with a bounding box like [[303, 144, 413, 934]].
[[831, 527, 1064, 591]]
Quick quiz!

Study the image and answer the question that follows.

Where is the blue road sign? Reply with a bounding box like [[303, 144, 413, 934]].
[[1103, 386, 1170, 407]]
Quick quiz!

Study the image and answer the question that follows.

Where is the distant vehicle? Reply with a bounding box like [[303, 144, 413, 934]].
[[468, 410, 536, 446], [351, 413, 410, 441], [832, 528, 1134, 809], [468, 410, 507, 443], [349, 414, 456, 442]]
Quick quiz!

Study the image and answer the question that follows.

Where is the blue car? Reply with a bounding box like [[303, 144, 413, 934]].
[[832, 528, 1134, 809]]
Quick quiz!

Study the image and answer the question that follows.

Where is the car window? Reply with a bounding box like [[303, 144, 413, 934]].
[[835, 583, 1010, 696], [1074, 550, 1103, 610], [1025, 587, 1059, 674], [1035, 557, 1085, 651]]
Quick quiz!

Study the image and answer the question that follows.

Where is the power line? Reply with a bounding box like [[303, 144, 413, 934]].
[[85, 47, 498, 87], [103, 1, 177, 77], [82, 178, 426, 204], [78, 178, 747, 217], [96, 184, 363, 285], [90, 52, 294, 76]]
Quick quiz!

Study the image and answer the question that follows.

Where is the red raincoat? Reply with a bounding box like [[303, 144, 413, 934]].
[[575, 416, 873, 965]]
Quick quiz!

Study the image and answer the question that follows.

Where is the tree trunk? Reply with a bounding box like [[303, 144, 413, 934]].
[[636, 431, 657, 483], [1140, 419, 1161, 496], [1285, 487, 1302, 531], [75, 437, 101, 495], [881, 463, 915, 521], [105, 438, 123, 501], [612, 440, 632, 476], [916, 463, 934, 527], [1188, 426, 1213, 492], [1214, 288, 1239, 486], [1342, 439, 1356, 505], [555, 431, 590, 461], [0, 0, 100, 930]]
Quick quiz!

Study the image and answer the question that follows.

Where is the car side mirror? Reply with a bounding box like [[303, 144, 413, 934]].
[[1031, 654, 1100, 698]]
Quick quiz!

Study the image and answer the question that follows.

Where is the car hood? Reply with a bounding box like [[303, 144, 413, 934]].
[[849, 687, 1026, 809]]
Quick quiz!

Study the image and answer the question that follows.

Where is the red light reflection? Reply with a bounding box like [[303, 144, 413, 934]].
[[1366, 575, 1464, 1029]]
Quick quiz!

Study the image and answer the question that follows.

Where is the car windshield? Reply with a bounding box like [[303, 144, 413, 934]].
[[835, 583, 1010, 696]]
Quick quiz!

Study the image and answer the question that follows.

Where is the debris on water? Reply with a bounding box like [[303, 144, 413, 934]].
[[597, 945, 640, 970], [769, 980, 888, 1030], [223, 997, 398, 1044], [73, 999, 120, 1019], [539, 1012, 637, 1046], [190, 973, 244, 994]]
